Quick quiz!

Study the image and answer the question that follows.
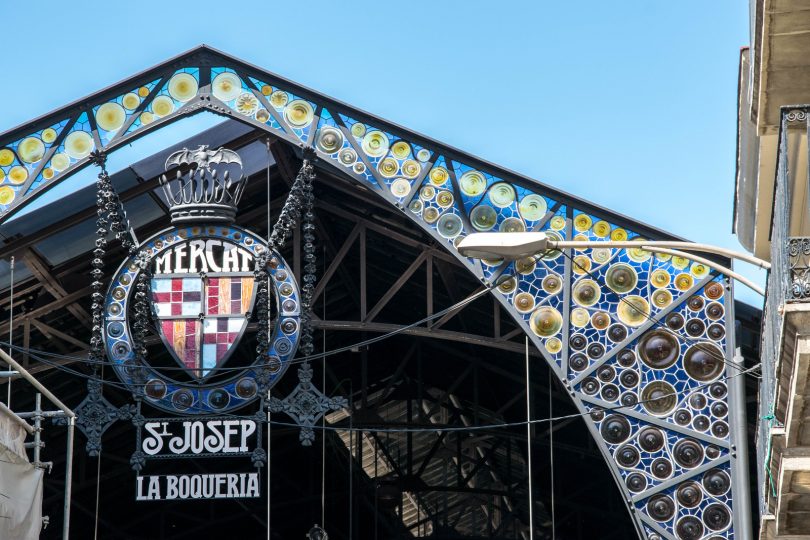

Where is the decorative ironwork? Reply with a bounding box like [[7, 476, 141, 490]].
[[787, 237, 810, 299], [55, 379, 135, 456], [268, 363, 347, 446], [0, 47, 745, 537], [159, 145, 246, 224]]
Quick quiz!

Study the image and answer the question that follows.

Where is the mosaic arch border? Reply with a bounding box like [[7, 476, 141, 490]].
[[0, 46, 749, 540]]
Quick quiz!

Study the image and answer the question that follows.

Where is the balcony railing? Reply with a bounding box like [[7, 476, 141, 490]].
[[758, 106, 810, 516]]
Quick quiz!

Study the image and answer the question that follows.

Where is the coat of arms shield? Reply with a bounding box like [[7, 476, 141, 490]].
[[151, 273, 256, 379]]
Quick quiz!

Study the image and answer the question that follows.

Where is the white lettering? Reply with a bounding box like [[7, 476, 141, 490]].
[[188, 240, 208, 273], [223, 421, 240, 452], [155, 252, 172, 274], [190, 475, 202, 499], [203, 420, 225, 453], [135, 474, 260, 501], [228, 474, 238, 497], [166, 476, 178, 499], [216, 474, 226, 498], [190, 421, 205, 454], [147, 476, 160, 500], [169, 422, 192, 454], [179, 476, 190, 498], [246, 473, 259, 497], [142, 422, 169, 455], [239, 420, 256, 452], [205, 240, 222, 272], [239, 248, 252, 272], [174, 244, 188, 273], [222, 244, 239, 272]]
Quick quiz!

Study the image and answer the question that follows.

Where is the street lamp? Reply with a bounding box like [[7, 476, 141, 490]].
[[456, 232, 769, 296]]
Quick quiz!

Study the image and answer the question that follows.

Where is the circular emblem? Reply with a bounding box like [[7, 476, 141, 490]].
[[104, 224, 300, 414]]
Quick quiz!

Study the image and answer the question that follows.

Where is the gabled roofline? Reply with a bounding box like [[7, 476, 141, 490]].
[[0, 45, 690, 244]]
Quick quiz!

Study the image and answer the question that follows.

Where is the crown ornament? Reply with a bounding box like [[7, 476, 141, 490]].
[[159, 145, 247, 224]]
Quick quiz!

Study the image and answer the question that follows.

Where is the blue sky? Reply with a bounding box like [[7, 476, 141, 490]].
[[0, 1, 758, 303]]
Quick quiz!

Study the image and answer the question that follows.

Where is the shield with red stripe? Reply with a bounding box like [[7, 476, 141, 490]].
[[151, 275, 256, 379]]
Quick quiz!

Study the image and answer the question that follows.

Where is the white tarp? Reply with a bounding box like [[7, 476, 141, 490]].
[[0, 407, 43, 540]]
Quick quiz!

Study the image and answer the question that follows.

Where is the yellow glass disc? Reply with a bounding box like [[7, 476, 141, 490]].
[[350, 122, 366, 138], [691, 263, 709, 278], [674, 273, 694, 291], [672, 256, 689, 270], [572, 255, 591, 275], [0, 186, 15, 205], [140, 112, 154, 125], [627, 240, 651, 262], [17, 137, 45, 163], [378, 157, 399, 178], [168, 72, 198, 102], [0, 148, 14, 166], [419, 185, 435, 200], [261, 84, 273, 96], [436, 190, 454, 208], [138, 86, 150, 97], [51, 153, 70, 172], [284, 100, 314, 128], [592, 220, 611, 238], [617, 296, 650, 327], [423, 207, 439, 224], [592, 248, 612, 265], [361, 130, 389, 157], [519, 194, 547, 221], [96, 102, 126, 131], [573, 213, 592, 232], [391, 141, 411, 159], [429, 167, 449, 186], [459, 171, 486, 197], [610, 228, 628, 241], [401, 159, 420, 179], [42, 167, 54, 180], [236, 93, 259, 116], [64, 131, 94, 159], [530, 306, 563, 338], [489, 182, 515, 207], [270, 90, 289, 109], [651, 289, 672, 309], [550, 215, 566, 230], [8, 166, 27, 184], [571, 307, 589, 327], [152, 96, 174, 118], [211, 72, 241, 102], [514, 292, 535, 313], [41, 128, 57, 144], [122, 93, 140, 110], [416, 148, 430, 162], [0, 170, 4, 182], [546, 337, 562, 354], [390, 178, 410, 198], [650, 269, 671, 288]]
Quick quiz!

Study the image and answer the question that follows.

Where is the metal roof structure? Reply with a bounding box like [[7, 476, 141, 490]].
[[0, 47, 761, 539]]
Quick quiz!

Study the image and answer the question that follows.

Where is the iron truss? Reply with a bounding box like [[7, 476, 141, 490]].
[[0, 46, 748, 539]]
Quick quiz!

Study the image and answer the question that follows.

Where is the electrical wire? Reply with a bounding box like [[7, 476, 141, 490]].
[[16, 342, 759, 434]]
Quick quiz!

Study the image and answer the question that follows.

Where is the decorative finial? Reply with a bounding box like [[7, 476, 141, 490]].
[[159, 145, 246, 224]]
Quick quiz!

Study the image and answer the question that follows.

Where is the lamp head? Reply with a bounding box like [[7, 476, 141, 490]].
[[456, 232, 550, 260]]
